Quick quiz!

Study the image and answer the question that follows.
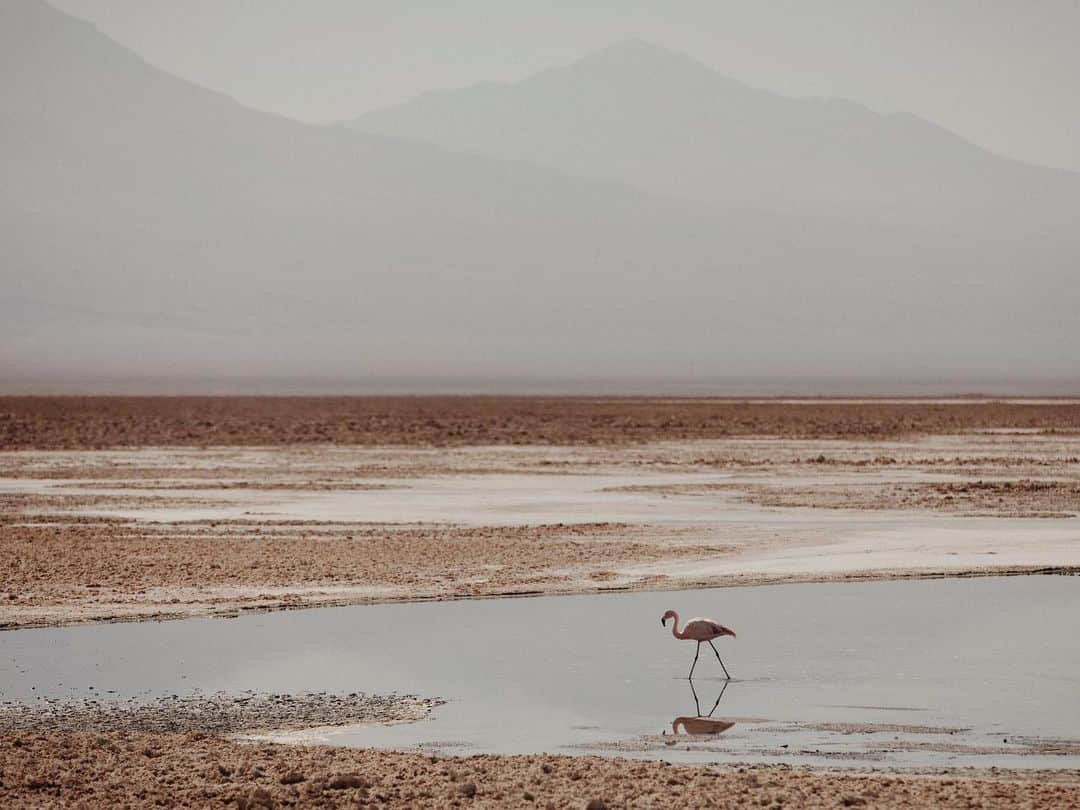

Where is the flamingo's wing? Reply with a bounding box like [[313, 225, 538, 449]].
[[689, 618, 737, 638], [712, 621, 736, 638]]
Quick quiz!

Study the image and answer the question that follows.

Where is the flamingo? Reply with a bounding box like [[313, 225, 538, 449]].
[[660, 609, 736, 679]]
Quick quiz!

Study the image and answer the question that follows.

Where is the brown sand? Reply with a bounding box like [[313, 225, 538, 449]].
[[4, 395, 1080, 449], [3, 416, 1080, 627], [0, 515, 725, 628], [2, 731, 1078, 808]]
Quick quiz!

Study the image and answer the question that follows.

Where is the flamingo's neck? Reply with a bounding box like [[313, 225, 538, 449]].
[[669, 612, 685, 639]]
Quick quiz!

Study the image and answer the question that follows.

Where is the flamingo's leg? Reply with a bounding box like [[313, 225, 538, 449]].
[[688, 641, 701, 679], [689, 678, 702, 716], [706, 679, 729, 717], [708, 640, 732, 680]]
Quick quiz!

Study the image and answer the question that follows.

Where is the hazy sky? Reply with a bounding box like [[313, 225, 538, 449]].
[[48, 0, 1080, 173]]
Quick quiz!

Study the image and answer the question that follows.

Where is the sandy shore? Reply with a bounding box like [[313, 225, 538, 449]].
[[3, 421, 1079, 628], [2, 731, 1078, 808], [0, 692, 442, 737]]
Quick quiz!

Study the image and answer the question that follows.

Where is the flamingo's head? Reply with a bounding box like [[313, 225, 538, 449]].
[[660, 609, 677, 627]]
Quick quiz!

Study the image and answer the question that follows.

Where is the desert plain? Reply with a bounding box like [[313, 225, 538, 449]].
[[2, 395, 1079, 808]]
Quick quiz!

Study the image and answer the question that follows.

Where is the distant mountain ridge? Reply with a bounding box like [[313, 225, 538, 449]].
[[349, 39, 1080, 229], [1, 2, 1077, 384]]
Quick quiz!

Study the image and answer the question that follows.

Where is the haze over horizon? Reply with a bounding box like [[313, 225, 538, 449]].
[[2, 0, 1078, 393]]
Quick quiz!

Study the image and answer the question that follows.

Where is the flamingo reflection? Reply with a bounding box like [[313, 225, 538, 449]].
[[670, 679, 735, 736]]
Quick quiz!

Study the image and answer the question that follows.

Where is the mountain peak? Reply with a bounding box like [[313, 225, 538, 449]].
[[495, 37, 763, 107], [590, 38, 688, 60], [558, 37, 722, 80]]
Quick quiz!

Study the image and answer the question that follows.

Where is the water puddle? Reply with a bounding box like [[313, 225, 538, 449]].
[[2, 575, 1078, 769]]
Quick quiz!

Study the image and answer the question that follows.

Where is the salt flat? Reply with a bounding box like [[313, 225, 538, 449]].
[[2, 433, 1078, 628]]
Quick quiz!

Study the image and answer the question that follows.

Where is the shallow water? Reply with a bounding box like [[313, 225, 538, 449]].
[[2, 576, 1078, 769]]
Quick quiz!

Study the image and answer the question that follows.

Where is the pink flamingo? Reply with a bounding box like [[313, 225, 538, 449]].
[[661, 609, 736, 679]]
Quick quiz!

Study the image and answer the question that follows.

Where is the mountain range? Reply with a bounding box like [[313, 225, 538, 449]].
[[1, 1, 1077, 385], [349, 39, 1080, 232]]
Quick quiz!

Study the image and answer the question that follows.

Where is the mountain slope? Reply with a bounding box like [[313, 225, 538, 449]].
[[349, 40, 1080, 229], [1, 3, 1077, 384]]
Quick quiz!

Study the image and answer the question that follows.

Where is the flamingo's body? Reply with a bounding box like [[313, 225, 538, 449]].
[[661, 609, 736, 679]]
